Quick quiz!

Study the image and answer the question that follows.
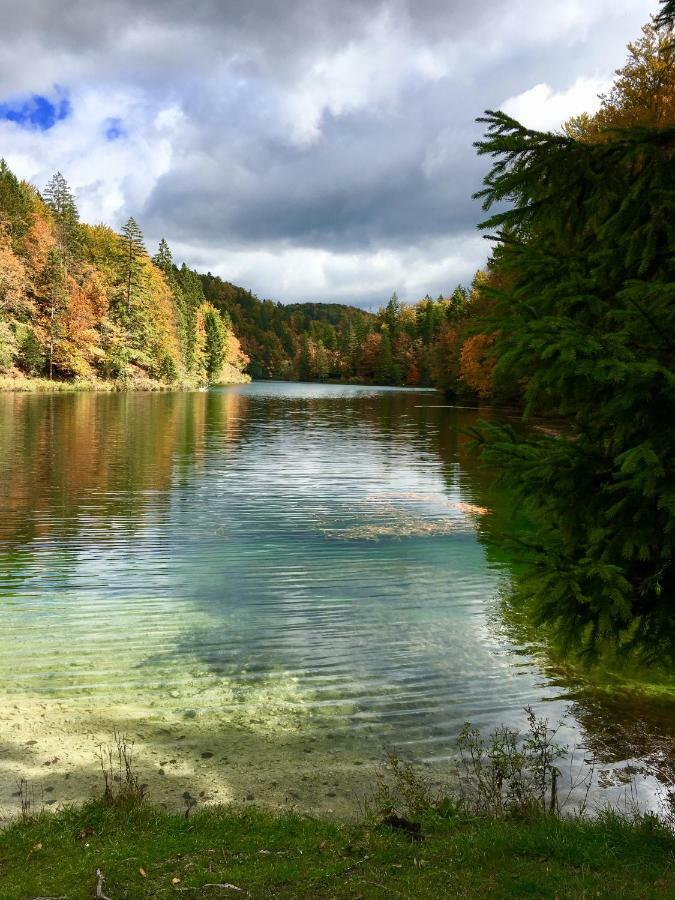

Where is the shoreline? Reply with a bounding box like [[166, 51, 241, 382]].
[[0, 371, 251, 393], [0, 696, 381, 825]]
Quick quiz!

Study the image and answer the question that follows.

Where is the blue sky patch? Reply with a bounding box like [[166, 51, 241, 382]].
[[0, 91, 71, 131], [105, 117, 126, 140]]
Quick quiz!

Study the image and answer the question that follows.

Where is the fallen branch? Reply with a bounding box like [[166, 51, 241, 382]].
[[202, 885, 244, 892], [95, 868, 111, 900]]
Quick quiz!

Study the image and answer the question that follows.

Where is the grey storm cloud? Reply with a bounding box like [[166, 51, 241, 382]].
[[0, 0, 656, 305]]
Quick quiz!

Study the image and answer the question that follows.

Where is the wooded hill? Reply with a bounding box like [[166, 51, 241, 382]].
[[0, 169, 249, 387]]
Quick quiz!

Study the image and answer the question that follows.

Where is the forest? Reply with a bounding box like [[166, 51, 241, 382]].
[[0, 168, 249, 387]]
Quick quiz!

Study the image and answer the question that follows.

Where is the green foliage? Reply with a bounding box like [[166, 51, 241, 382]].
[[202, 304, 227, 379], [0, 159, 34, 244], [118, 216, 146, 317], [200, 270, 493, 392], [0, 320, 18, 372], [18, 328, 46, 376], [43, 171, 81, 263], [153, 236, 173, 273], [370, 710, 568, 825], [470, 108, 675, 660]]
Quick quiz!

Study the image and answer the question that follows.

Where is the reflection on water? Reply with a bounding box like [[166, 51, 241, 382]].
[[0, 382, 673, 816]]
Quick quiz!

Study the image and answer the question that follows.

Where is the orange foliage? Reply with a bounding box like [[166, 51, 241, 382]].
[[0, 225, 29, 317], [20, 212, 56, 273], [406, 361, 421, 386], [53, 273, 100, 377], [224, 329, 249, 370], [357, 332, 383, 381], [459, 333, 496, 399]]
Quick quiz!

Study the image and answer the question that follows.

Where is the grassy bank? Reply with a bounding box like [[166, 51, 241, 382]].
[[0, 369, 251, 392], [0, 799, 673, 899]]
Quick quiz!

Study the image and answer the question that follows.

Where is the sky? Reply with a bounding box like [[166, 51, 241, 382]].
[[0, 0, 656, 308]]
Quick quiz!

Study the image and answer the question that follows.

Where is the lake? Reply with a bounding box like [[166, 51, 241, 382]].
[[0, 382, 673, 818]]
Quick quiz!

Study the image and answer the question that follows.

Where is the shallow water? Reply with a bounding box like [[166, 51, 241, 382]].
[[0, 382, 672, 818]]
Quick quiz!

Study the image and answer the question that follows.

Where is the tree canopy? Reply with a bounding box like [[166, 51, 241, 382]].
[[467, 13, 675, 661]]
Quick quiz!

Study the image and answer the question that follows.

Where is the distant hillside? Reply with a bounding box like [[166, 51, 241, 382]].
[[200, 273, 375, 380], [199, 270, 501, 398]]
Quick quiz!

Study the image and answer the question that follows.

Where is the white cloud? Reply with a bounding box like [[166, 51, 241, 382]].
[[501, 76, 612, 132], [170, 233, 487, 307], [1, 87, 185, 225]]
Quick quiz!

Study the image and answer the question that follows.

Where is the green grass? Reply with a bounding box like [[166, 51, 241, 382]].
[[0, 800, 673, 899]]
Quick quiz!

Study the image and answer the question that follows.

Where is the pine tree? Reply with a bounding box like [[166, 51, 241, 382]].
[[0, 159, 33, 242], [384, 291, 401, 335], [201, 305, 227, 379], [153, 237, 173, 273], [43, 172, 80, 265], [469, 108, 675, 661], [176, 263, 205, 372], [655, 0, 674, 30], [43, 172, 78, 222], [119, 217, 146, 316]]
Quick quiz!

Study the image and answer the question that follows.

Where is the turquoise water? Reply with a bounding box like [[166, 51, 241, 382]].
[[0, 382, 672, 814]]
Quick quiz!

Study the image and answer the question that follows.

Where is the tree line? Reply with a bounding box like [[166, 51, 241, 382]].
[[0, 170, 249, 385], [200, 271, 499, 397]]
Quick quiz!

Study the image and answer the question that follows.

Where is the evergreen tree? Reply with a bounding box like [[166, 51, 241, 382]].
[[44, 172, 80, 261], [153, 237, 173, 273], [470, 108, 675, 661], [376, 330, 401, 385], [298, 335, 312, 381], [202, 305, 227, 379], [176, 263, 205, 371], [43, 172, 78, 222], [655, 0, 674, 30], [384, 291, 401, 335], [119, 217, 146, 316], [0, 159, 33, 242]]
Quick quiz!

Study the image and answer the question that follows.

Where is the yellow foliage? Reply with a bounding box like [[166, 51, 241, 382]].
[[565, 24, 674, 139]]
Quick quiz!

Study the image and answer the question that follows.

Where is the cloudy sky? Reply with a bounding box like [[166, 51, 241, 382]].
[[0, 0, 655, 308]]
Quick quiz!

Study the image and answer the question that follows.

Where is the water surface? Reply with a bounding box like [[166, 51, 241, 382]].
[[0, 383, 672, 817]]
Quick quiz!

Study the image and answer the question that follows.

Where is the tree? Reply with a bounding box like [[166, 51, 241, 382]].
[[470, 106, 675, 661], [565, 23, 674, 138], [175, 263, 205, 372], [119, 217, 146, 316], [153, 237, 173, 273], [202, 304, 227, 379], [0, 158, 251, 387], [459, 333, 495, 398], [384, 291, 401, 336], [0, 223, 28, 316], [41, 250, 69, 379], [0, 159, 33, 243], [375, 330, 401, 384], [43, 171, 80, 264], [655, 0, 675, 30]]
